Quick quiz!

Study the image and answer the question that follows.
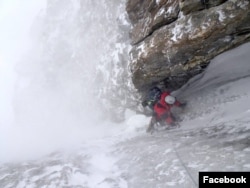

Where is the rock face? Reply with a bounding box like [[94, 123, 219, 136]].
[[126, 0, 250, 92]]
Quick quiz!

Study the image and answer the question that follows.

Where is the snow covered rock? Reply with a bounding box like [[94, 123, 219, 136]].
[[126, 0, 250, 91], [126, 0, 180, 45]]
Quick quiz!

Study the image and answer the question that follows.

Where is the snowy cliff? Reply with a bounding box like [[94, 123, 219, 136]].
[[14, 0, 137, 122]]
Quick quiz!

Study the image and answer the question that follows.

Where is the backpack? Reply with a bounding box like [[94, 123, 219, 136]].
[[142, 87, 162, 109]]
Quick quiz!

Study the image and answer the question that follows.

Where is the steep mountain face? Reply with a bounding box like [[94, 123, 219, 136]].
[[16, 0, 137, 122], [126, 0, 250, 92]]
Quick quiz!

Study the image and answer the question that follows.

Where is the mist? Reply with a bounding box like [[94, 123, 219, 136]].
[[0, 0, 129, 162]]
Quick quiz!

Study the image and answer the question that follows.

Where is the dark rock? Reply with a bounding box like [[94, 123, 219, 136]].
[[126, 0, 250, 92], [180, 0, 227, 15], [126, 0, 180, 44]]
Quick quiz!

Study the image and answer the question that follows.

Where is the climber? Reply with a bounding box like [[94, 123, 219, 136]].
[[142, 87, 186, 133], [200, 0, 209, 9]]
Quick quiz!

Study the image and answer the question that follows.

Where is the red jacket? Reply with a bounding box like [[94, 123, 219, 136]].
[[153, 92, 181, 120]]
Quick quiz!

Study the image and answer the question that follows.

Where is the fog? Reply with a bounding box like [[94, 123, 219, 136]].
[[0, 0, 45, 122], [0, 0, 129, 162]]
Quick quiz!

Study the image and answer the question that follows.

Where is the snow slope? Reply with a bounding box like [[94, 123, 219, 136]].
[[114, 42, 250, 188]]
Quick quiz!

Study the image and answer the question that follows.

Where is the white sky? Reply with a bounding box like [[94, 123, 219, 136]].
[[0, 0, 46, 63]]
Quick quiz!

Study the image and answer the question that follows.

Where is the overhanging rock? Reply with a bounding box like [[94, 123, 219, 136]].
[[126, 0, 250, 92]]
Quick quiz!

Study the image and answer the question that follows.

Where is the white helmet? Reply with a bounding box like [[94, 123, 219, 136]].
[[165, 95, 176, 104]]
